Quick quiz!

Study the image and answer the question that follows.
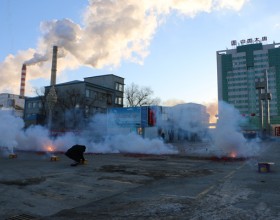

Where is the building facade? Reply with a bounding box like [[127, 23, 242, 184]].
[[108, 103, 210, 142], [217, 41, 280, 135], [23, 96, 45, 127], [0, 93, 25, 117], [24, 74, 124, 131]]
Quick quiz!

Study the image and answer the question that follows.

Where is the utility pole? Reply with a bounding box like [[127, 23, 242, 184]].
[[255, 79, 264, 136], [255, 70, 271, 138], [262, 70, 271, 136]]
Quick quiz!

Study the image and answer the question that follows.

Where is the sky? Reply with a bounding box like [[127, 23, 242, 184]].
[[0, 0, 280, 106]]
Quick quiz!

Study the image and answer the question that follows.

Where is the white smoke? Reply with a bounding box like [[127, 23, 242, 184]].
[[16, 125, 52, 151], [209, 101, 260, 157], [0, 110, 177, 155], [0, 0, 248, 95], [0, 110, 24, 153], [0, 101, 261, 158], [162, 99, 185, 107], [157, 103, 209, 141], [155, 101, 261, 158]]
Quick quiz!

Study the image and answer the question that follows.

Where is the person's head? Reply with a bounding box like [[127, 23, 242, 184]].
[[82, 145, 86, 152]]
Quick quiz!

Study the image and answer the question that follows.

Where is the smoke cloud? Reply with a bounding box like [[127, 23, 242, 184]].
[[205, 101, 218, 123], [0, 0, 248, 95], [162, 99, 185, 107], [0, 100, 260, 158], [209, 101, 260, 157], [0, 110, 24, 151], [160, 103, 209, 141], [0, 110, 177, 155]]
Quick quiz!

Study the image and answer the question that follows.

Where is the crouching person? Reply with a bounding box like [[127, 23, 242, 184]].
[[65, 144, 86, 166]]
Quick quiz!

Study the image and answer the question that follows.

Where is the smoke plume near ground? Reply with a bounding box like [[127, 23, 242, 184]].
[[0, 110, 177, 155], [209, 101, 260, 157], [0, 0, 248, 96], [0, 100, 261, 158]]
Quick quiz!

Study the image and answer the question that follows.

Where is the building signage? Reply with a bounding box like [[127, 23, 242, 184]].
[[231, 36, 267, 46], [107, 107, 141, 127]]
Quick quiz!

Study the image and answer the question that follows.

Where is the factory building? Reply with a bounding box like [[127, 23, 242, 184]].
[[0, 93, 25, 117], [217, 38, 280, 136], [24, 74, 124, 131], [24, 46, 124, 132]]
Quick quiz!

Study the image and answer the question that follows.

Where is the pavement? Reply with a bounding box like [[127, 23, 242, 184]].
[[1, 140, 280, 220]]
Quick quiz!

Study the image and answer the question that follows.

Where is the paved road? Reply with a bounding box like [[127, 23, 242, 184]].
[[1, 140, 279, 220]]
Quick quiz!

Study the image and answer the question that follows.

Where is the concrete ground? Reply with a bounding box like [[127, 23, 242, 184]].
[[1, 140, 280, 220]]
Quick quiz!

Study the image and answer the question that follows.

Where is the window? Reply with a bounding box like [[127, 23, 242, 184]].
[[107, 94, 112, 105], [115, 97, 123, 105], [86, 89, 90, 98], [92, 91, 97, 99], [115, 82, 124, 91], [119, 84, 123, 91], [98, 92, 103, 100]]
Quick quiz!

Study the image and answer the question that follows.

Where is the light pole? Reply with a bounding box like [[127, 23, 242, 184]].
[[255, 78, 264, 135], [255, 70, 271, 137]]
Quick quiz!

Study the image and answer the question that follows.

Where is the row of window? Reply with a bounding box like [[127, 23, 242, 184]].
[[233, 61, 246, 66], [254, 53, 268, 58], [232, 63, 269, 71], [228, 84, 277, 93], [27, 96, 123, 110], [229, 68, 274, 76], [27, 101, 42, 109], [227, 76, 248, 81], [229, 99, 278, 109], [254, 64, 269, 69], [85, 89, 123, 105], [228, 82, 249, 86], [232, 56, 246, 60], [86, 89, 105, 100], [254, 58, 268, 63], [232, 53, 267, 61], [234, 102, 277, 109]]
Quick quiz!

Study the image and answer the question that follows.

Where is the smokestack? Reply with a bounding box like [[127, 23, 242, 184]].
[[20, 64, 26, 98], [50, 46, 58, 86]]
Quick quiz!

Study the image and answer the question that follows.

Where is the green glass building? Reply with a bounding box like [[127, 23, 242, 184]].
[[217, 41, 280, 135]]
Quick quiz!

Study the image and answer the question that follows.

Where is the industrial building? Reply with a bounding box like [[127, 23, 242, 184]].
[[24, 74, 124, 130], [216, 38, 280, 136], [0, 93, 25, 117], [24, 46, 125, 131]]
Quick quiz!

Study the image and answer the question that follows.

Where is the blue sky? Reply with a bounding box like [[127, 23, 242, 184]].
[[0, 0, 280, 105]]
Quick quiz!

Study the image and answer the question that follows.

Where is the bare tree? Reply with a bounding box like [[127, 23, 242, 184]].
[[124, 83, 161, 107], [56, 88, 97, 130], [33, 87, 48, 125]]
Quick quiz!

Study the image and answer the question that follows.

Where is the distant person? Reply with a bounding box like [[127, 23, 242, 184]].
[[65, 144, 86, 166], [161, 131, 165, 141]]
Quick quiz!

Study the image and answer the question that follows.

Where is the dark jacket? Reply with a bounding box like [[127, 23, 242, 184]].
[[65, 145, 86, 162]]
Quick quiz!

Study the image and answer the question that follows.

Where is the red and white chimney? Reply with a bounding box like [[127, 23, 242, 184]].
[[20, 64, 26, 98]]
